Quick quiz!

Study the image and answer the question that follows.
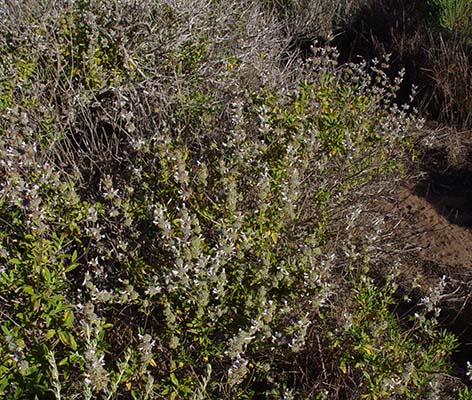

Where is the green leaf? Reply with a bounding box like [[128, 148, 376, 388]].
[[23, 285, 34, 296], [59, 352, 81, 366], [170, 373, 179, 386], [65, 262, 79, 273], [1, 325, 11, 336], [58, 357, 69, 367], [58, 331, 77, 350], [45, 329, 56, 341], [42, 266, 51, 282], [63, 310, 74, 328]]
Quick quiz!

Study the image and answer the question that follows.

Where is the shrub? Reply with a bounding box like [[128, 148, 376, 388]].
[[0, 0, 458, 398]]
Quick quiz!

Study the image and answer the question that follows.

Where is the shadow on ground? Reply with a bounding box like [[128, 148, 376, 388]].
[[390, 142, 472, 384], [415, 168, 472, 228]]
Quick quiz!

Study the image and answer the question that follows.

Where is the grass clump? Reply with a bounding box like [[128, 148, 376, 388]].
[[426, 0, 472, 38], [0, 0, 459, 398]]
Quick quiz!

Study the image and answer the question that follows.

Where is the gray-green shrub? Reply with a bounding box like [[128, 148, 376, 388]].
[[0, 0, 457, 398]]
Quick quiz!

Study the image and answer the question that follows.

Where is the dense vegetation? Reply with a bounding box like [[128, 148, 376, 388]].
[[0, 0, 471, 398]]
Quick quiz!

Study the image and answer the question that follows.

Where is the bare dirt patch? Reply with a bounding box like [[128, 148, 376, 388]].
[[379, 129, 472, 384], [394, 185, 472, 269]]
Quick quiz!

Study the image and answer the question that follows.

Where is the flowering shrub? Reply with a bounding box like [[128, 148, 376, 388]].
[[0, 0, 458, 398]]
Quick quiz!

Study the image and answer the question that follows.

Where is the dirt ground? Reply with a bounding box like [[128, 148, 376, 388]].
[[380, 128, 472, 385], [392, 185, 472, 271]]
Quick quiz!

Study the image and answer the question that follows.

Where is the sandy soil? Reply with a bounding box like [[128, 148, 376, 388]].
[[393, 185, 472, 269], [382, 127, 472, 285], [376, 131, 472, 387]]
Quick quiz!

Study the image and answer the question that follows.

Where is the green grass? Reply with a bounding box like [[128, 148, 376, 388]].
[[427, 0, 472, 33]]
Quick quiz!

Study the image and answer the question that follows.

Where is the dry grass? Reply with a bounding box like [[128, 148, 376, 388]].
[[331, 0, 472, 129]]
